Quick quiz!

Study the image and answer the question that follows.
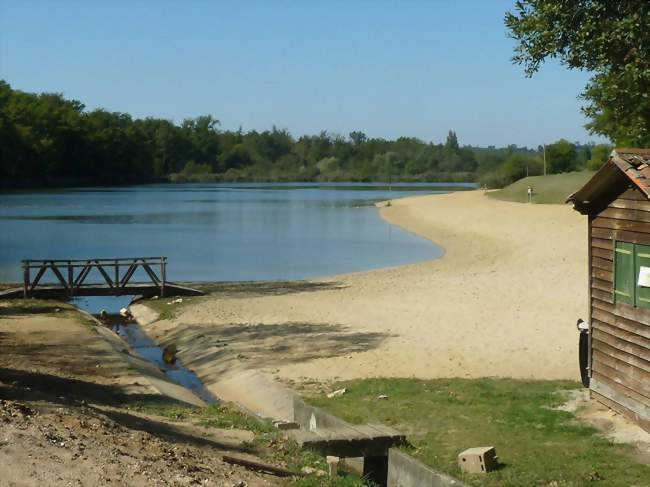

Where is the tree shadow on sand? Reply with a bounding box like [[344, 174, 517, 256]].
[[0, 303, 68, 317], [0, 339, 135, 383], [184, 280, 348, 298], [164, 322, 392, 384], [0, 367, 253, 453]]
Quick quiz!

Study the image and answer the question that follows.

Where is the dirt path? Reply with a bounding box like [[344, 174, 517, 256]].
[[0, 300, 280, 486]]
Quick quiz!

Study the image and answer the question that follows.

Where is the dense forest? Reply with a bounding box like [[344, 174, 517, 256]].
[[0, 81, 610, 189]]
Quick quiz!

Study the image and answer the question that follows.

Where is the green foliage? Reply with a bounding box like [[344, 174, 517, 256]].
[[505, 1, 649, 145], [587, 144, 612, 171], [476, 149, 542, 189], [180, 160, 211, 175], [545, 139, 578, 174], [0, 81, 481, 187], [444, 130, 459, 152], [0, 81, 595, 189], [306, 378, 649, 486]]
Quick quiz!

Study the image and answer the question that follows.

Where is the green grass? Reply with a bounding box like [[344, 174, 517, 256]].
[[140, 295, 201, 321], [127, 400, 275, 434], [488, 171, 595, 204], [125, 399, 365, 486], [305, 378, 650, 486]]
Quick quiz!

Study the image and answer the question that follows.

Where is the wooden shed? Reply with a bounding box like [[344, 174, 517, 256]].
[[568, 148, 650, 432]]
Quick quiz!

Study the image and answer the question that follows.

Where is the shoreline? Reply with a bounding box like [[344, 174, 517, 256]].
[[138, 189, 587, 388]]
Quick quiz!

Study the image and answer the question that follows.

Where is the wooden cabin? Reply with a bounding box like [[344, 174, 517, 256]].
[[569, 148, 650, 432]]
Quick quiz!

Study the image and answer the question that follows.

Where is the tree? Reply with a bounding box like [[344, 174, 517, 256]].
[[444, 130, 459, 152], [505, 1, 650, 145], [349, 131, 367, 146], [545, 139, 578, 174], [586, 144, 612, 171]]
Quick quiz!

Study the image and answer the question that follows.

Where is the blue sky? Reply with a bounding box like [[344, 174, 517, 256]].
[[0, 0, 606, 147]]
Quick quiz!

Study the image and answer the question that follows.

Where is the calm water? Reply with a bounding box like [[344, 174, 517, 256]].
[[0, 183, 471, 283]]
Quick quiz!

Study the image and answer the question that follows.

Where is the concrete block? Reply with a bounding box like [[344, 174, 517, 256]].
[[457, 446, 498, 474], [273, 420, 300, 430], [326, 456, 339, 477]]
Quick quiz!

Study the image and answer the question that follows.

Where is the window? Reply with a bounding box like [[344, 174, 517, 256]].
[[614, 241, 650, 308]]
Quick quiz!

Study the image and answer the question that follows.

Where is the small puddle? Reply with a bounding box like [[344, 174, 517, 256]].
[[70, 295, 218, 404]]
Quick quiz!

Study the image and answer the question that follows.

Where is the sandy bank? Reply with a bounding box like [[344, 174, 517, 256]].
[[145, 190, 587, 385]]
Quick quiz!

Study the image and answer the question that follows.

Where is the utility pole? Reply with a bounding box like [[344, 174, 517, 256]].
[[543, 144, 547, 176]]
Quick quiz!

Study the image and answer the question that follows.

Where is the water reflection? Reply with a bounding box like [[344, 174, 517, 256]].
[[0, 183, 457, 282]]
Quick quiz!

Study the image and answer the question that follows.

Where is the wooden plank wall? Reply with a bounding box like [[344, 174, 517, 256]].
[[590, 186, 650, 431]]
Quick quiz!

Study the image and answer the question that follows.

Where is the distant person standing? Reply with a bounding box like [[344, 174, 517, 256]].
[[527, 185, 533, 203]]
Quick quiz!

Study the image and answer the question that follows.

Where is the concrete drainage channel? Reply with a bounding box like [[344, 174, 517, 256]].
[[107, 314, 218, 404], [73, 295, 466, 487], [70, 295, 215, 407]]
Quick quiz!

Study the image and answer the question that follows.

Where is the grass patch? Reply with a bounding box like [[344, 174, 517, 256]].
[[126, 400, 274, 434], [488, 171, 594, 204], [140, 295, 201, 321], [305, 378, 650, 486], [125, 399, 364, 486]]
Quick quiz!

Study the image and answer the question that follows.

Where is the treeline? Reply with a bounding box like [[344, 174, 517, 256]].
[[0, 81, 610, 188], [475, 140, 611, 188]]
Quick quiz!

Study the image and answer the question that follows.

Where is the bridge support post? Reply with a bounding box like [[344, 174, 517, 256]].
[[160, 257, 166, 298], [22, 261, 29, 299], [68, 261, 74, 297]]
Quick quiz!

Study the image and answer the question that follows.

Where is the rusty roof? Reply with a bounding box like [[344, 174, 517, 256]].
[[609, 148, 650, 196], [568, 148, 650, 212]]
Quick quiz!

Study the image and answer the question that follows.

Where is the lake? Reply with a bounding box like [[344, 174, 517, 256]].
[[0, 183, 472, 284]]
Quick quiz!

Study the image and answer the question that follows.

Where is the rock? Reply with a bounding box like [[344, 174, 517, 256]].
[[326, 388, 347, 398], [301, 466, 326, 477], [162, 344, 178, 365]]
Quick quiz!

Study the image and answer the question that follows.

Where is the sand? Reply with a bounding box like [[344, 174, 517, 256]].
[[145, 190, 587, 386]]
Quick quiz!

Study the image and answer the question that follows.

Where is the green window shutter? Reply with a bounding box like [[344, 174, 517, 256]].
[[615, 241, 634, 305], [635, 244, 650, 309]]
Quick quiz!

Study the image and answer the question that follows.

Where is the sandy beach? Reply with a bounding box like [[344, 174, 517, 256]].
[[144, 190, 588, 387]]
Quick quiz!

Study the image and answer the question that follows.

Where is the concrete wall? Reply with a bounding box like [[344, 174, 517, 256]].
[[293, 397, 466, 486], [388, 449, 466, 487], [293, 396, 352, 430]]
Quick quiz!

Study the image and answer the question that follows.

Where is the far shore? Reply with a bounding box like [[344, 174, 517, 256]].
[[139, 190, 587, 388]]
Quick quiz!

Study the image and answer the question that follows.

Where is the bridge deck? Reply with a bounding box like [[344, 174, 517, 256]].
[[287, 423, 405, 458], [0, 283, 203, 300]]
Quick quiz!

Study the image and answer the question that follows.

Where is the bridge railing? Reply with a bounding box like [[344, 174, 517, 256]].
[[22, 257, 167, 298]]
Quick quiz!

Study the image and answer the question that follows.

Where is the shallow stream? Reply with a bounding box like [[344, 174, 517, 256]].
[[71, 295, 217, 404]]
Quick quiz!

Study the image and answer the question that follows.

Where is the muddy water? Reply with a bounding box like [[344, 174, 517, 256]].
[[71, 295, 217, 404]]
